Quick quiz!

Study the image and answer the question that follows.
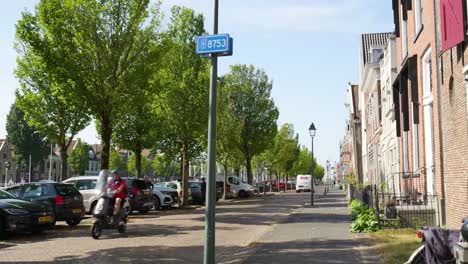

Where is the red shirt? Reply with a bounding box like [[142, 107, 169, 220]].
[[112, 178, 127, 199]]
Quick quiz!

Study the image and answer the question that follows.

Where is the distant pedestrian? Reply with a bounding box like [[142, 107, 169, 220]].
[[201, 178, 206, 205], [20, 178, 25, 185], [144, 176, 153, 190], [8, 178, 14, 186]]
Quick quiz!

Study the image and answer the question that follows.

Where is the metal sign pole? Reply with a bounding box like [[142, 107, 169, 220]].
[[204, 0, 218, 263]]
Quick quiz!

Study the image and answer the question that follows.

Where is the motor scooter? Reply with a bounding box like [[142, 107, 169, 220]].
[[405, 218, 468, 264], [90, 190, 127, 239]]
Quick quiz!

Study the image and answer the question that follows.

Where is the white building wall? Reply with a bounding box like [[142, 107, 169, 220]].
[[379, 36, 401, 195]]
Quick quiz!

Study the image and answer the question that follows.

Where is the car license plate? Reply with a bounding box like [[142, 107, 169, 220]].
[[38, 216, 53, 223], [72, 208, 82, 214]]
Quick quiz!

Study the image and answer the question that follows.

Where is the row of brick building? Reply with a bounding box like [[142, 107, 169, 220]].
[[340, 0, 468, 228]]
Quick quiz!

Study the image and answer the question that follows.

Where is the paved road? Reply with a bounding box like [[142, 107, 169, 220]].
[[0, 192, 311, 264], [243, 188, 382, 264]]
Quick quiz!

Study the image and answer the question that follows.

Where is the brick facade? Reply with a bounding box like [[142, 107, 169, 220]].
[[394, 0, 442, 203], [439, 44, 468, 228]]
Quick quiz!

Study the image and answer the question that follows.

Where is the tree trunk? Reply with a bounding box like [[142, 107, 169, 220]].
[[269, 173, 273, 192], [182, 149, 190, 206], [59, 148, 68, 182], [135, 148, 142, 178], [100, 115, 112, 170], [285, 173, 288, 191], [246, 156, 253, 184]]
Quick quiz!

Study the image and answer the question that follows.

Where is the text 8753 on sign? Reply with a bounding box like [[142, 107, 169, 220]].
[[196, 34, 231, 55]]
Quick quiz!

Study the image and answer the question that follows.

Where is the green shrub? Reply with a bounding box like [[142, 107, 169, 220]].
[[350, 208, 379, 233], [349, 199, 367, 221]]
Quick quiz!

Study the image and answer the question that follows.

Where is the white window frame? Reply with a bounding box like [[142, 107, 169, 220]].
[[412, 119, 420, 173], [401, 8, 408, 60], [403, 131, 409, 173], [422, 48, 432, 99], [414, 0, 423, 34]]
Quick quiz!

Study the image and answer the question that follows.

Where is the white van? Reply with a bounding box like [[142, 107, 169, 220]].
[[216, 175, 254, 198], [296, 175, 312, 192]]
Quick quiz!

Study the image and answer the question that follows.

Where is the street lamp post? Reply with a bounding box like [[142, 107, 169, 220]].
[[309, 123, 316, 206]]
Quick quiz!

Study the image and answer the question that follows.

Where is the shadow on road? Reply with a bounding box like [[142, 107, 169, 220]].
[[0, 237, 377, 264]]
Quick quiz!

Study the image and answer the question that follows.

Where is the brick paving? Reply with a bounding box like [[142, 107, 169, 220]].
[[0, 192, 309, 264]]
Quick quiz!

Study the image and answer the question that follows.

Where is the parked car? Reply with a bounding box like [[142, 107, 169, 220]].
[[152, 185, 179, 209], [4, 182, 84, 226], [216, 176, 254, 198], [262, 180, 286, 192], [63, 176, 99, 214], [159, 181, 192, 204], [125, 178, 153, 214], [251, 182, 267, 193], [0, 189, 55, 238], [64, 176, 134, 215]]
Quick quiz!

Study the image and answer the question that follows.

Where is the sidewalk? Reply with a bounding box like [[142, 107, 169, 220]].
[[242, 188, 382, 264]]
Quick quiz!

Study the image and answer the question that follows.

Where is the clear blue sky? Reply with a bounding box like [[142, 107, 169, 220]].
[[0, 0, 393, 165]]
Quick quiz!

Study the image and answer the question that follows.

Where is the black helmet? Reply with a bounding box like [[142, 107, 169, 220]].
[[111, 169, 120, 176]]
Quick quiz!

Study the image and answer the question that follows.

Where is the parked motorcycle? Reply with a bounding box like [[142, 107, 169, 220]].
[[405, 218, 467, 264]]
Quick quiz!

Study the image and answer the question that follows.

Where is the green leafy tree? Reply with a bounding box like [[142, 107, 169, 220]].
[[272, 124, 300, 188], [109, 149, 125, 173], [223, 65, 279, 184], [217, 77, 242, 198], [112, 3, 163, 178], [152, 154, 180, 178], [154, 6, 209, 205], [5, 102, 48, 178], [69, 141, 89, 176], [15, 0, 92, 181], [291, 146, 314, 176], [127, 153, 152, 177], [16, 0, 160, 170], [314, 164, 325, 181]]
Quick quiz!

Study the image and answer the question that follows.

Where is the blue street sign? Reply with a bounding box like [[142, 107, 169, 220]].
[[196, 34, 232, 55]]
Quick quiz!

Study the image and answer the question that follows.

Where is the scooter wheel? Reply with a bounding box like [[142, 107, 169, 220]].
[[117, 224, 126, 234], [91, 223, 102, 239]]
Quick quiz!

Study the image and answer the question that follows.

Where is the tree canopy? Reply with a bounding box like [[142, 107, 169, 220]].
[[223, 65, 279, 184], [69, 141, 89, 176], [6, 102, 48, 176]]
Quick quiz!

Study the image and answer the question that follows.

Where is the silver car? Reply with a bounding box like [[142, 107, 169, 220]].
[[63, 176, 100, 214]]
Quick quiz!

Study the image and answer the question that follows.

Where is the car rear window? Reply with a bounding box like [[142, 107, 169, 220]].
[[55, 184, 80, 196], [130, 179, 148, 190]]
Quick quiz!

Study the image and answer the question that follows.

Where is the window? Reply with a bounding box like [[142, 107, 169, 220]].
[[401, 8, 408, 59], [422, 49, 432, 97], [6, 186, 23, 198], [414, 0, 423, 34], [22, 185, 44, 199], [75, 179, 96, 190], [228, 177, 239, 185], [370, 47, 384, 63]]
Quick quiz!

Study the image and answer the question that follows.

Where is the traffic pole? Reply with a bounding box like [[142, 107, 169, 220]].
[[204, 0, 218, 263]]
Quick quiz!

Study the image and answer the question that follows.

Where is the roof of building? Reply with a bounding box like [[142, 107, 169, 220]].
[[361, 32, 392, 66]]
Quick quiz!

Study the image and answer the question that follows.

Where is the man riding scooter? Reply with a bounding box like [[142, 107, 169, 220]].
[[109, 170, 127, 225]]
